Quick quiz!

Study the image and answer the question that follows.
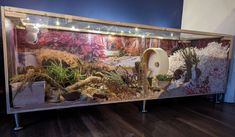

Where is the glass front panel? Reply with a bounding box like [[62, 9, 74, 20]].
[[3, 9, 231, 110]]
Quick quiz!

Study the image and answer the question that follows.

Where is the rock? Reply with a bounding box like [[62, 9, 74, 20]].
[[93, 93, 108, 100], [46, 88, 61, 103], [80, 95, 88, 101], [167, 78, 184, 90], [59, 95, 65, 102], [136, 92, 141, 98], [80, 94, 93, 102], [62, 91, 81, 101], [46, 94, 60, 103]]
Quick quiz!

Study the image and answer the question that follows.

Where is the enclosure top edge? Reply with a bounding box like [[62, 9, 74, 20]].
[[2, 6, 233, 38]]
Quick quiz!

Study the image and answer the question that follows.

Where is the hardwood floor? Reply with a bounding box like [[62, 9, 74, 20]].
[[1, 97, 235, 137]]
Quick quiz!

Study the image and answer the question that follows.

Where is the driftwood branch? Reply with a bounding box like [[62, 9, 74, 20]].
[[66, 76, 102, 91]]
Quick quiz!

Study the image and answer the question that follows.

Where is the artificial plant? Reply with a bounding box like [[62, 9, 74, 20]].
[[180, 47, 200, 82], [45, 60, 80, 87]]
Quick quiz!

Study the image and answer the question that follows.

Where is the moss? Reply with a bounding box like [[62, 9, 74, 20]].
[[156, 74, 173, 81]]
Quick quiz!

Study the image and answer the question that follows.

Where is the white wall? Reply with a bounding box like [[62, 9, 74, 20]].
[[182, 0, 235, 103], [181, 0, 235, 35]]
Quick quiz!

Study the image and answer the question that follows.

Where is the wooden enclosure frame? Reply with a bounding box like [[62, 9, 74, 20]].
[[1, 6, 233, 114]]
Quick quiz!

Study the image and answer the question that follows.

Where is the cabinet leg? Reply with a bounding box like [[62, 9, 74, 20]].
[[142, 100, 147, 113], [215, 93, 223, 104], [13, 113, 23, 131]]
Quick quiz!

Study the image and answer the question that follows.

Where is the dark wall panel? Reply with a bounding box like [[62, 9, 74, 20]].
[[0, 0, 183, 28]]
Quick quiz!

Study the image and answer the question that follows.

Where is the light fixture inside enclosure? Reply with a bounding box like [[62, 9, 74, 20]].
[[56, 20, 60, 26], [135, 28, 139, 31], [71, 25, 76, 30], [146, 32, 152, 36], [35, 23, 42, 28]]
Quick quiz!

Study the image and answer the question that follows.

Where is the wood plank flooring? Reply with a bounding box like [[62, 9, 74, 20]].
[[1, 97, 235, 137]]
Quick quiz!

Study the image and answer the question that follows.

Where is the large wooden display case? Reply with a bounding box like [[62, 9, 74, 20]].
[[1, 7, 233, 129]]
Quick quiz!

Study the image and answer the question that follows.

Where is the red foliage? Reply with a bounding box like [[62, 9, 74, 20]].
[[37, 30, 105, 61], [191, 38, 221, 48]]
